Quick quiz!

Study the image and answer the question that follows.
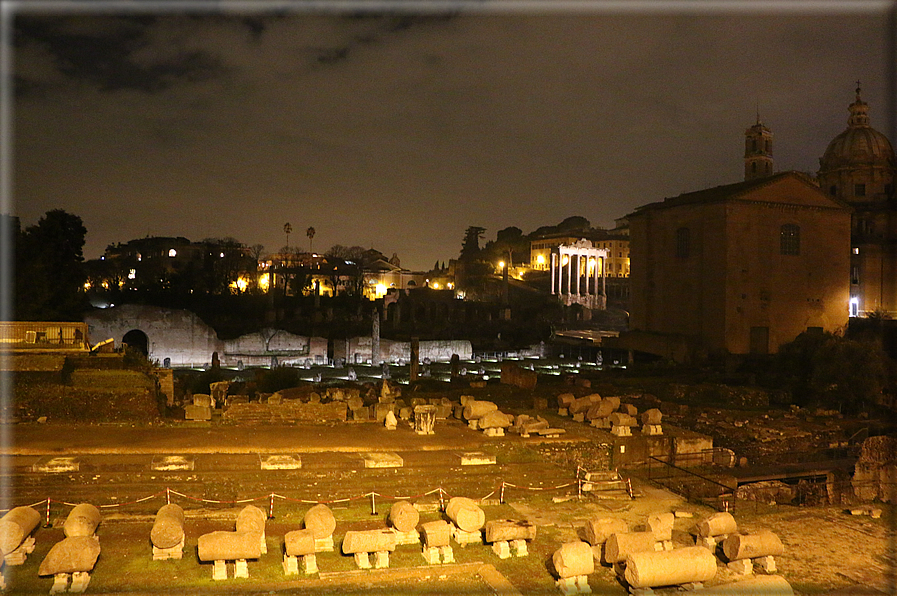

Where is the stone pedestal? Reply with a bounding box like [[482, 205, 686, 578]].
[[50, 574, 69, 594], [452, 526, 483, 546], [610, 425, 632, 437], [642, 424, 663, 435], [212, 560, 227, 581], [483, 427, 505, 437], [754, 555, 777, 573], [728, 559, 753, 575], [423, 545, 455, 564], [234, 559, 249, 579], [556, 574, 591, 595], [373, 551, 390, 569], [283, 554, 299, 576], [315, 536, 334, 552], [558, 408, 569, 416], [153, 536, 185, 560], [512, 539, 529, 557], [492, 540, 511, 559], [284, 554, 318, 575], [354, 552, 371, 569], [4, 536, 36, 565]]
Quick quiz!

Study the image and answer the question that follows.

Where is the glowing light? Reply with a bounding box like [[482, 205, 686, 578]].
[[168, 249, 177, 257], [101, 281, 109, 290], [536, 254, 545, 264], [562, 255, 569, 266], [498, 261, 505, 268], [83, 282, 91, 290], [219, 252, 225, 258], [259, 274, 270, 292], [375, 283, 387, 298], [432, 282, 440, 289], [447, 283, 454, 290], [588, 258, 596, 271], [128, 269, 136, 280], [230, 276, 249, 292]]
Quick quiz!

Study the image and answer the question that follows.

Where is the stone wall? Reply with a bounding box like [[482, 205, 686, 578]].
[[342, 337, 473, 364], [223, 401, 347, 424]]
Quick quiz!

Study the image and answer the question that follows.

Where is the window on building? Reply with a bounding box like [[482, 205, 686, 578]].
[[851, 266, 860, 285], [675, 227, 690, 259], [780, 224, 800, 256], [855, 183, 866, 197]]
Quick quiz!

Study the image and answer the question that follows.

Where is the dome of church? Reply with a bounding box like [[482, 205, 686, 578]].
[[819, 86, 894, 171]]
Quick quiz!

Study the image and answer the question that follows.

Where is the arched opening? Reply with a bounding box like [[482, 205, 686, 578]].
[[122, 329, 149, 356]]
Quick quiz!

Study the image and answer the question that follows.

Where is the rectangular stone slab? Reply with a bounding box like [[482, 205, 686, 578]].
[[459, 452, 496, 466], [361, 453, 404, 468], [151, 456, 194, 471], [259, 455, 302, 470], [32, 457, 79, 473]]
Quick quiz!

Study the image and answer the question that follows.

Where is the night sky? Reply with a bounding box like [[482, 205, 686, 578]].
[[10, 2, 895, 271]]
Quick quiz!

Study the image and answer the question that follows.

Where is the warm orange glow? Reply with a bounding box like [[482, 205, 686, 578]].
[[258, 274, 270, 292]]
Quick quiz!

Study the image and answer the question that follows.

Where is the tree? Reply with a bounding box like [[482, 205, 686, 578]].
[[459, 226, 485, 262], [15, 209, 88, 321], [775, 331, 889, 414], [306, 227, 316, 253], [557, 216, 591, 234]]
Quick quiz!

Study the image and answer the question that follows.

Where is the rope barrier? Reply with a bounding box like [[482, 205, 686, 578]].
[[9, 477, 583, 518]]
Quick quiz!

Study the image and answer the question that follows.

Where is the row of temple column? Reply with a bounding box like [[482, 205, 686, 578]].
[[549, 247, 607, 304]]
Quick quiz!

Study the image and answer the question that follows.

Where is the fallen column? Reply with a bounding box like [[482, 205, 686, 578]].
[[623, 546, 718, 589], [420, 520, 454, 564], [556, 393, 575, 416], [235, 505, 267, 554], [388, 501, 420, 544], [445, 497, 485, 544], [0, 506, 41, 566], [478, 410, 513, 437], [604, 531, 657, 564], [303, 504, 336, 552], [484, 519, 536, 559], [150, 504, 185, 560], [641, 408, 663, 435], [609, 412, 637, 437], [463, 400, 498, 429], [723, 530, 784, 574], [283, 529, 318, 575], [342, 529, 397, 569], [696, 512, 737, 550], [63, 504, 101, 538], [197, 531, 262, 580], [38, 535, 101, 594], [552, 541, 594, 595]]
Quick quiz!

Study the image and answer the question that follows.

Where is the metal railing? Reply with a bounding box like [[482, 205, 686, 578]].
[[640, 454, 737, 512], [0, 322, 89, 351]]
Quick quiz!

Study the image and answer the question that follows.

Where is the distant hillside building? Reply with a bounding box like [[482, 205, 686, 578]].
[[626, 171, 851, 359], [817, 85, 896, 317]]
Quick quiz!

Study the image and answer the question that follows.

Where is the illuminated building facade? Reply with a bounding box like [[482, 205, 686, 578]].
[[817, 85, 897, 318], [627, 171, 851, 357]]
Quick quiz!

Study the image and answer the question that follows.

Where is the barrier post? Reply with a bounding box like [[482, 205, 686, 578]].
[[166, 487, 171, 505], [268, 493, 275, 519], [499, 482, 505, 504], [370, 492, 377, 516], [44, 498, 51, 528], [578, 478, 582, 500], [438, 488, 445, 511]]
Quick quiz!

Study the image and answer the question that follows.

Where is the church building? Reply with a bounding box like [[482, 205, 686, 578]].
[[624, 113, 853, 360], [817, 85, 896, 318]]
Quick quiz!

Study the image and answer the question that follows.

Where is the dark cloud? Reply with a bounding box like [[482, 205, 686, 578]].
[[14, 15, 229, 94], [10, 7, 894, 271]]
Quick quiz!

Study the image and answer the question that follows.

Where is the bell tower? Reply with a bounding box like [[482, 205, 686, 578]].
[[744, 115, 773, 181]]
